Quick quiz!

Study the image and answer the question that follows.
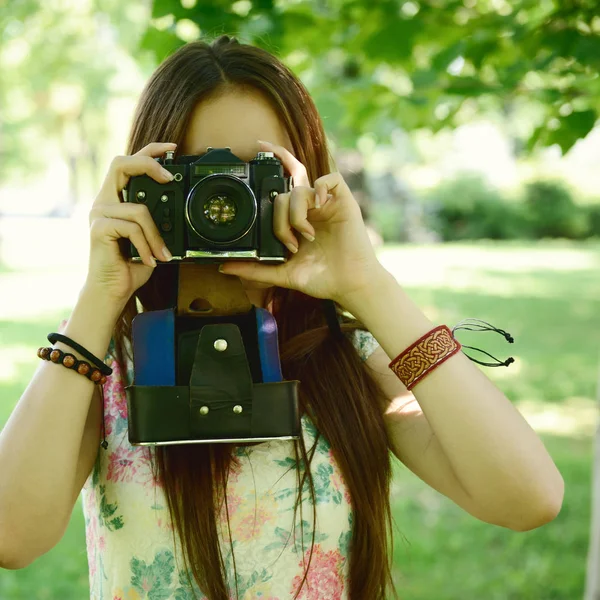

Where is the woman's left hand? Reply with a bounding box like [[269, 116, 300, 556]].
[[218, 140, 386, 304]]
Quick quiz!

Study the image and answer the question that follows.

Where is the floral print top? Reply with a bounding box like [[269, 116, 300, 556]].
[[81, 329, 379, 600]]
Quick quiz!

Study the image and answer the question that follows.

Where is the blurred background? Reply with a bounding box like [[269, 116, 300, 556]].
[[1, 0, 598, 598]]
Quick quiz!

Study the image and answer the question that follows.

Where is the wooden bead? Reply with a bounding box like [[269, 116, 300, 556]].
[[62, 354, 76, 368], [77, 362, 91, 375], [37, 346, 105, 386]]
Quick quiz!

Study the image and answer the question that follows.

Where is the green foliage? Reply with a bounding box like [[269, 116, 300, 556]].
[[373, 203, 405, 243], [425, 174, 528, 241], [145, 0, 600, 152], [523, 180, 589, 239], [585, 203, 600, 237], [419, 175, 595, 241], [0, 0, 150, 193]]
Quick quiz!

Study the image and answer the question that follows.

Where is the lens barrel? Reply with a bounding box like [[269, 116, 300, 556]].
[[185, 174, 257, 244]]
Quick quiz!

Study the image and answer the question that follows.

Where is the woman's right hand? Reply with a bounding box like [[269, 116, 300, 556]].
[[85, 142, 177, 303]]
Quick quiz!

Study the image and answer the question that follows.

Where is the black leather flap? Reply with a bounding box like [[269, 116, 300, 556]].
[[188, 324, 253, 438]]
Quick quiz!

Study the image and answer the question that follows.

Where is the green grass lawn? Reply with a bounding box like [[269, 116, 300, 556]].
[[0, 241, 597, 600]]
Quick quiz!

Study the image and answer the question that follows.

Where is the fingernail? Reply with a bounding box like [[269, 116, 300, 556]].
[[286, 242, 298, 254], [161, 168, 174, 181], [257, 140, 271, 145], [218, 264, 225, 273], [149, 257, 157, 267], [162, 246, 173, 261], [301, 232, 315, 242]]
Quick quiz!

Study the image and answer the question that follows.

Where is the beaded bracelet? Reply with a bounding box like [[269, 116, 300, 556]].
[[389, 325, 462, 390], [47, 333, 113, 376], [38, 346, 108, 386]]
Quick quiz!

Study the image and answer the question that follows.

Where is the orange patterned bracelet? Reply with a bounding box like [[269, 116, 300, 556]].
[[389, 325, 462, 390]]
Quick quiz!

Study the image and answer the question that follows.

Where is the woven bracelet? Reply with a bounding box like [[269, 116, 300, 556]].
[[388, 325, 462, 390], [38, 347, 108, 386]]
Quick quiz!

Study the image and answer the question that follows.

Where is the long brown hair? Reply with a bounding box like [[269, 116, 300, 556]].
[[115, 36, 397, 600]]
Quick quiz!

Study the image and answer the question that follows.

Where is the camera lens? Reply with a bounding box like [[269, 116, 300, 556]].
[[204, 195, 237, 225], [186, 174, 257, 244]]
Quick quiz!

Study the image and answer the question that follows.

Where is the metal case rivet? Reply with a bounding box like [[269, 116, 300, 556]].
[[233, 405, 243, 414], [160, 194, 168, 203], [199, 406, 209, 415], [174, 173, 183, 182], [214, 339, 228, 352]]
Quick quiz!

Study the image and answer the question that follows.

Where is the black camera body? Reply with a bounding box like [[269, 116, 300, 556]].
[[124, 147, 290, 262]]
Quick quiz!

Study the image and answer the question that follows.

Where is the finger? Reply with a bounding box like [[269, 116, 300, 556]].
[[273, 192, 299, 254], [94, 144, 177, 207], [257, 140, 311, 188], [129, 260, 157, 293], [90, 203, 172, 262], [289, 187, 316, 242], [134, 142, 178, 158], [313, 172, 351, 207], [91, 217, 157, 268], [218, 261, 289, 289], [112, 154, 176, 196]]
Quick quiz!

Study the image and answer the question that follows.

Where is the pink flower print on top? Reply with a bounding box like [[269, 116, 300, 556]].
[[133, 447, 163, 491], [107, 446, 139, 483], [101, 358, 129, 441], [328, 449, 352, 506], [103, 411, 117, 437], [84, 510, 99, 581], [290, 544, 345, 600], [234, 503, 273, 543], [218, 491, 243, 526], [228, 456, 243, 484], [103, 359, 128, 419]]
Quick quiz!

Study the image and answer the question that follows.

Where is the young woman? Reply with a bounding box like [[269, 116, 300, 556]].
[[0, 36, 563, 600]]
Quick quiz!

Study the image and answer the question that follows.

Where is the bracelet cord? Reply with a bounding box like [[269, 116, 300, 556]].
[[388, 319, 515, 390], [43, 333, 111, 450], [47, 333, 113, 376], [451, 319, 515, 367]]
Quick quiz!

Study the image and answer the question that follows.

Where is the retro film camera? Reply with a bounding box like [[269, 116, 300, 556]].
[[122, 148, 300, 446], [123, 147, 291, 263]]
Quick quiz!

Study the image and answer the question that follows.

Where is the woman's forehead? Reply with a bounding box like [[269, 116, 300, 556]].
[[181, 90, 293, 161]]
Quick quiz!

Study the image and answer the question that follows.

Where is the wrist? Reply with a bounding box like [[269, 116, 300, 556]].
[[337, 266, 397, 315], [58, 286, 127, 362], [339, 269, 436, 354], [79, 283, 129, 322]]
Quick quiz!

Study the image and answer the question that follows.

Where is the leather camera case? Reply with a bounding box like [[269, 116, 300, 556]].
[[126, 308, 300, 445]]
